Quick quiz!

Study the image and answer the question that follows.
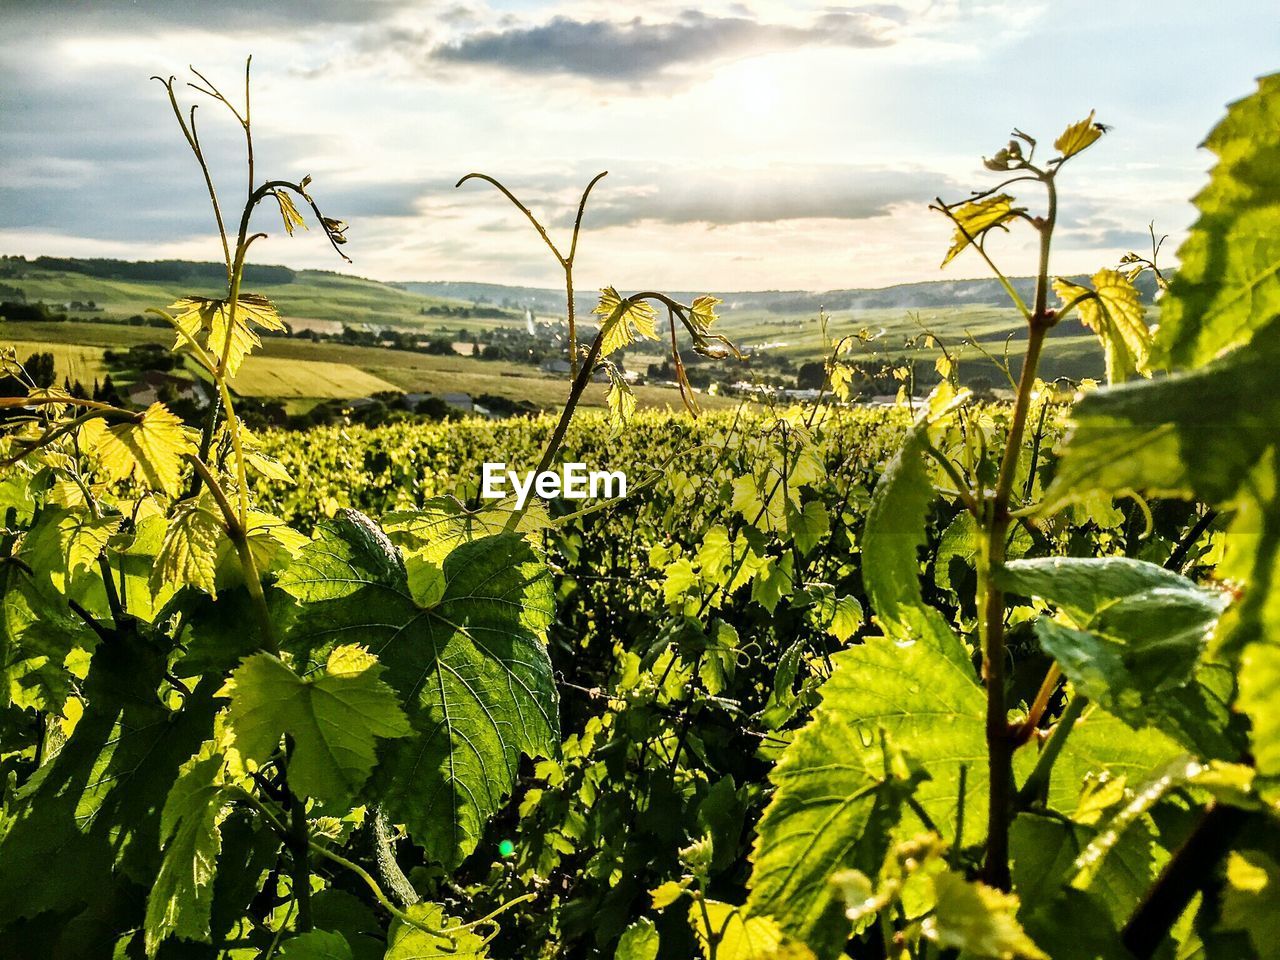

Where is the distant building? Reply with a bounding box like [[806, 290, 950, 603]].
[[440, 392, 474, 413], [124, 370, 211, 409], [540, 358, 572, 375]]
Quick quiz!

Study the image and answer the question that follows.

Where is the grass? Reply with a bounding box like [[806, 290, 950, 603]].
[[222, 358, 402, 399], [0, 339, 109, 386]]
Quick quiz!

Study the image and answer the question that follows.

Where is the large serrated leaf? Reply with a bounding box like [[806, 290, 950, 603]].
[[862, 427, 968, 664], [747, 636, 983, 959], [220, 645, 410, 807], [279, 514, 558, 867], [144, 753, 229, 955]]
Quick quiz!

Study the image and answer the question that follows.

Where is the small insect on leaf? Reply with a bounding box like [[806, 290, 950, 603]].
[[1054, 109, 1105, 159]]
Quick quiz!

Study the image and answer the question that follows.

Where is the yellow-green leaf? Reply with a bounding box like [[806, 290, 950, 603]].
[[922, 872, 1048, 960], [155, 497, 224, 597], [1053, 269, 1150, 383], [689, 295, 723, 332], [1054, 110, 1103, 159], [273, 189, 307, 236], [606, 374, 637, 436], [941, 194, 1022, 267], [689, 901, 785, 960], [595, 286, 658, 356], [98, 403, 197, 497], [169, 294, 284, 375], [219, 644, 411, 807]]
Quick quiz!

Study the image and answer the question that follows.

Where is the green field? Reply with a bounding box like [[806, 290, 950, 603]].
[[0, 339, 110, 386], [0, 320, 739, 411]]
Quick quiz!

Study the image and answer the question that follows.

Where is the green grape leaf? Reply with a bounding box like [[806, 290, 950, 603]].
[[274, 189, 307, 236], [941, 194, 1023, 267], [278, 929, 354, 959], [607, 372, 637, 436], [382, 498, 549, 565], [144, 753, 229, 956], [1045, 703, 1185, 816], [688, 295, 722, 331], [1153, 73, 1280, 369], [1043, 319, 1280, 510], [862, 427, 968, 662], [17, 507, 120, 587], [923, 871, 1048, 960], [405, 553, 446, 608], [0, 560, 97, 711], [1239, 643, 1280, 776], [690, 900, 783, 960], [751, 553, 793, 614], [1011, 813, 1160, 933], [0, 652, 220, 926], [169, 294, 285, 376], [385, 902, 489, 959], [97, 402, 197, 497], [155, 496, 224, 597], [1054, 110, 1104, 159], [1052, 269, 1150, 383], [595, 286, 658, 356], [279, 514, 558, 867], [615, 917, 660, 960], [747, 636, 979, 959], [999, 557, 1229, 729], [220, 645, 411, 807], [787, 499, 829, 555], [803, 584, 863, 642]]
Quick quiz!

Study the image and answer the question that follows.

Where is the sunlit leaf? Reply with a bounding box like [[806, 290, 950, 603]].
[[595, 286, 658, 356], [273, 189, 307, 236], [97, 402, 197, 497], [1153, 73, 1280, 368], [169, 294, 285, 375], [1053, 269, 1150, 383], [220, 644, 411, 807], [1054, 110, 1103, 159], [941, 194, 1023, 267]]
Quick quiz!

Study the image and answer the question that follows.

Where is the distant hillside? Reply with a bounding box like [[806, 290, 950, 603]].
[[1, 255, 1160, 346], [0, 255, 519, 332], [402, 273, 1162, 318]]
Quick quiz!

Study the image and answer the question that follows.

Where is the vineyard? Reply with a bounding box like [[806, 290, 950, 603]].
[[0, 56, 1278, 960]]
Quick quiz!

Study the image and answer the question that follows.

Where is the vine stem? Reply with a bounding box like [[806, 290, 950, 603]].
[[1014, 693, 1086, 807], [980, 320, 1047, 889], [979, 170, 1057, 890]]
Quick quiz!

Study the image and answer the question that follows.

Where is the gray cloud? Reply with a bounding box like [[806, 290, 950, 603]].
[[430, 7, 905, 81], [0, 0, 416, 32], [449, 165, 951, 230]]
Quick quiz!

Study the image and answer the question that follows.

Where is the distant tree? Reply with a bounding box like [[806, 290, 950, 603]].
[[796, 360, 825, 390]]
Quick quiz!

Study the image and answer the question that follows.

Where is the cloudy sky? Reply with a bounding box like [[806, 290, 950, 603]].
[[0, 1, 1275, 291]]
